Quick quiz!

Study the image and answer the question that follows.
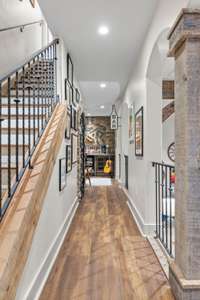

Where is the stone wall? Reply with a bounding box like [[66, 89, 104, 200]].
[[85, 117, 115, 153]]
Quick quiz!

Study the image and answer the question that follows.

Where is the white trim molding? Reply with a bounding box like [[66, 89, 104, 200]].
[[119, 183, 155, 236], [22, 197, 79, 300]]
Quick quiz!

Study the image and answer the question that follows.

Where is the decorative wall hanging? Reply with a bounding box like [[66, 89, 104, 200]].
[[65, 109, 71, 139], [129, 103, 135, 144], [59, 158, 67, 191], [76, 88, 80, 104], [168, 142, 175, 162], [71, 133, 78, 164], [72, 86, 77, 107], [66, 145, 72, 173], [110, 105, 118, 130], [65, 79, 73, 106], [135, 106, 144, 157], [67, 53, 73, 87], [71, 105, 77, 130], [30, 0, 36, 8]]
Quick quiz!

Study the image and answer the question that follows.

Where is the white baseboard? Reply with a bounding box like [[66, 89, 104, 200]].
[[23, 197, 79, 300], [119, 183, 155, 236]]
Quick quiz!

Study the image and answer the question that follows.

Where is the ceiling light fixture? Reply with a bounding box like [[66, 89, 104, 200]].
[[98, 25, 109, 36], [100, 105, 105, 109], [100, 83, 106, 88]]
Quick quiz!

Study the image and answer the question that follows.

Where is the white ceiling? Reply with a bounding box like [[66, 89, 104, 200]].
[[39, 0, 158, 115]]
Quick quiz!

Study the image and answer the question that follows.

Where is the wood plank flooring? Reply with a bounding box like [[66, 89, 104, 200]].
[[39, 184, 174, 300]]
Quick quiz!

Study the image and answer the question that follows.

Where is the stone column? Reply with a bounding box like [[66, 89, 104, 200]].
[[168, 9, 200, 300]]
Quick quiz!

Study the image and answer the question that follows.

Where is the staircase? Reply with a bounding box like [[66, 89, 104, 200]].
[[162, 101, 174, 122], [0, 39, 59, 218]]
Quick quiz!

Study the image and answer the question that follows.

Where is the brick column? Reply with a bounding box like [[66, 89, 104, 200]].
[[168, 9, 200, 299]]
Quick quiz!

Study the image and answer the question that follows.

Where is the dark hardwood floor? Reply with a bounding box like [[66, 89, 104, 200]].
[[39, 183, 174, 300]]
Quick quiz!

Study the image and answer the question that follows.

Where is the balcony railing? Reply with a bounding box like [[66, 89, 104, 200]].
[[152, 161, 175, 257], [0, 38, 59, 219]]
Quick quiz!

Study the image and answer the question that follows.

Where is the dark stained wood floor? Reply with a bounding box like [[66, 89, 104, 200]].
[[39, 184, 174, 300]]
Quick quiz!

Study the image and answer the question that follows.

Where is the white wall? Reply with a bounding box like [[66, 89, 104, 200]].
[[162, 111, 175, 165], [116, 0, 189, 235], [15, 38, 82, 300], [0, 0, 48, 78], [15, 140, 78, 300]]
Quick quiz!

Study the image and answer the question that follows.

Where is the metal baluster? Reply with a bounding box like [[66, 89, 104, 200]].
[[50, 46, 54, 116], [27, 62, 32, 168], [46, 48, 49, 124], [22, 66, 25, 168], [165, 165, 168, 250], [169, 167, 173, 255], [0, 82, 3, 218], [33, 58, 36, 146], [158, 164, 161, 239], [7, 77, 11, 197], [55, 42, 58, 104], [42, 52, 45, 130], [14, 71, 20, 182], [155, 163, 158, 237], [161, 164, 164, 242]]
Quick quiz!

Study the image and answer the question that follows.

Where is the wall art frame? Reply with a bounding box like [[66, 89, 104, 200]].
[[65, 109, 71, 139], [135, 106, 144, 157], [67, 53, 73, 87], [76, 88, 80, 104], [66, 145, 72, 173], [71, 133, 78, 164], [59, 158, 67, 191], [71, 105, 77, 131], [65, 79, 73, 106]]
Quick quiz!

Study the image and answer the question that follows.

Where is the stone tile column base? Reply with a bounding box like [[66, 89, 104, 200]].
[[169, 261, 200, 300]]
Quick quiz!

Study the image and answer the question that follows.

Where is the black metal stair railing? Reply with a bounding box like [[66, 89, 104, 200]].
[[152, 161, 175, 257], [0, 38, 59, 220]]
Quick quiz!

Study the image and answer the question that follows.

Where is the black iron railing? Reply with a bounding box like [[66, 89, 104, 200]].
[[0, 38, 59, 219], [152, 161, 175, 257]]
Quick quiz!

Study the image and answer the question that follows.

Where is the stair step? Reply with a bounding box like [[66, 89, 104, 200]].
[[1, 128, 39, 134], [0, 114, 47, 120], [1, 119, 44, 128], [1, 133, 35, 144], [1, 106, 49, 115], [1, 144, 29, 155]]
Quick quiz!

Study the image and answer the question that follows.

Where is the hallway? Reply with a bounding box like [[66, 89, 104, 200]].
[[39, 183, 174, 300]]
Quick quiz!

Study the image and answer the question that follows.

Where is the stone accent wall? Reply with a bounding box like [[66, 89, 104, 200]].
[[85, 116, 115, 153]]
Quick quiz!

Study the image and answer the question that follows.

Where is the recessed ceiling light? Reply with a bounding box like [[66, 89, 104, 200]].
[[100, 83, 106, 88], [100, 105, 105, 109], [87, 113, 91, 116], [98, 25, 109, 36]]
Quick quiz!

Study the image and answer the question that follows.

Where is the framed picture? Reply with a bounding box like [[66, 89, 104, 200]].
[[65, 79, 73, 106], [71, 105, 77, 130], [66, 145, 72, 173], [129, 104, 135, 144], [76, 88, 80, 104], [72, 86, 76, 107], [65, 109, 71, 139], [71, 133, 78, 164], [135, 106, 143, 157], [59, 158, 67, 191], [67, 53, 73, 87]]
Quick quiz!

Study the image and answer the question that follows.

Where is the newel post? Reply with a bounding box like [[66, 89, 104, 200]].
[[168, 9, 200, 299]]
